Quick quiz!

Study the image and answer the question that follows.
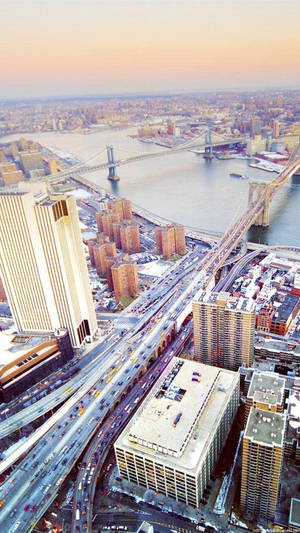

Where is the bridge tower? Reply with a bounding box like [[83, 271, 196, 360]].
[[106, 146, 120, 182], [248, 182, 270, 227], [203, 129, 214, 160]]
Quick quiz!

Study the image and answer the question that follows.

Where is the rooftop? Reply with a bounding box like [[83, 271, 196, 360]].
[[244, 407, 286, 447], [248, 372, 285, 407], [289, 498, 300, 527], [116, 358, 239, 470], [194, 290, 255, 313]]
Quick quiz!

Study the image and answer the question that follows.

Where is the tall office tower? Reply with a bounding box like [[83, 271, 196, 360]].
[[174, 224, 186, 255], [115, 358, 240, 508], [120, 221, 140, 253], [193, 291, 256, 371], [93, 242, 117, 276], [273, 120, 280, 139], [245, 372, 285, 424], [240, 408, 286, 522], [19, 151, 43, 173], [111, 258, 139, 301], [0, 190, 97, 347]]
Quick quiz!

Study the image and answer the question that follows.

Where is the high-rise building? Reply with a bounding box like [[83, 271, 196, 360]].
[[245, 372, 285, 424], [0, 190, 97, 347], [88, 240, 97, 267], [0, 163, 24, 186], [93, 241, 117, 276], [193, 291, 256, 371], [108, 198, 132, 220], [251, 117, 262, 138], [115, 358, 239, 508], [120, 221, 140, 253], [155, 225, 186, 259], [19, 151, 43, 173], [111, 258, 139, 301], [273, 120, 280, 139], [240, 408, 286, 521], [174, 225, 186, 255]]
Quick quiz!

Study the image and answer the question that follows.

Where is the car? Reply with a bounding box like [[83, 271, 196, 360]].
[[30, 504, 37, 512], [24, 504, 30, 512]]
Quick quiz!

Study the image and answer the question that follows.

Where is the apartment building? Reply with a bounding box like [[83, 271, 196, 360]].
[[240, 408, 286, 521], [193, 290, 256, 371]]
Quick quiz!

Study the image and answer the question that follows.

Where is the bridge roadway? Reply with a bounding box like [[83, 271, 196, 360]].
[[214, 249, 264, 292], [72, 323, 193, 532], [48, 136, 244, 182], [1, 151, 299, 532]]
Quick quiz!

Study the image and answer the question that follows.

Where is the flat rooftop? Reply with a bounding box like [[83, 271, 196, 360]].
[[245, 407, 286, 447], [289, 498, 300, 527], [248, 372, 285, 407], [194, 290, 255, 313], [116, 358, 239, 470]]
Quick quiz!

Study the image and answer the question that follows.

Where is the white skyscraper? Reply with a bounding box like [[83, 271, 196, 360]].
[[0, 189, 97, 347]]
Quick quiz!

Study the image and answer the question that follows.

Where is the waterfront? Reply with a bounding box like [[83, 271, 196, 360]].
[[2, 128, 300, 246]]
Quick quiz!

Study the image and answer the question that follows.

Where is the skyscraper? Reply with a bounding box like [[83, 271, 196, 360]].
[[155, 224, 186, 259], [0, 190, 97, 347], [240, 408, 286, 522], [193, 291, 255, 371]]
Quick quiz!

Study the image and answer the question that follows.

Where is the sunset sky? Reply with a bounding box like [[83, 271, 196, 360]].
[[1, 0, 300, 98]]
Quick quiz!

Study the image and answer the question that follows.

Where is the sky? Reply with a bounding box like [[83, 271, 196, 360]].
[[1, 0, 300, 99]]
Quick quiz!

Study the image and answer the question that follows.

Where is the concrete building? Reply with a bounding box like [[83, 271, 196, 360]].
[[0, 190, 97, 347], [155, 224, 186, 259], [115, 358, 239, 508], [240, 408, 286, 522], [193, 291, 256, 371], [19, 151, 43, 173], [111, 258, 139, 301], [245, 372, 285, 424], [0, 329, 73, 403], [120, 221, 141, 253], [289, 498, 300, 532]]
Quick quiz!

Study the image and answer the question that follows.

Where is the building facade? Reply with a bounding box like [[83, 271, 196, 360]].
[[193, 291, 256, 371], [240, 408, 286, 522], [111, 259, 139, 301], [115, 358, 239, 508], [0, 190, 97, 347]]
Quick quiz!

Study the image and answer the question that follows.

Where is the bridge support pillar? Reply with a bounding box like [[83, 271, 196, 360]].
[[203, 129, 214, 159], [106, 145, 120, 181], [248, 182, 270, 227]]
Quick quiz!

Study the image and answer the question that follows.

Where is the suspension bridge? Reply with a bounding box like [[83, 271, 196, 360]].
[[48, 129, 245, 182]]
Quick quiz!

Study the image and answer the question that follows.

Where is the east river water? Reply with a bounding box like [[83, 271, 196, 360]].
[[2, 128, 300, 246]]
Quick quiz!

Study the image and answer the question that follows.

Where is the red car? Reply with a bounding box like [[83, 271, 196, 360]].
[[24, 504, 30, 512], [30, 504, 37, 513]]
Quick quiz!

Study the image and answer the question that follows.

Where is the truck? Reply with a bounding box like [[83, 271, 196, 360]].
[[76, 509, 80, 520]]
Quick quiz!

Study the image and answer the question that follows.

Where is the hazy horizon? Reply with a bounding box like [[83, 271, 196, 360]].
[[1, 0, 300, 99]]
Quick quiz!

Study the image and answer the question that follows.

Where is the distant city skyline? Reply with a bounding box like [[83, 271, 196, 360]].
[[1, 0, 300, 99]]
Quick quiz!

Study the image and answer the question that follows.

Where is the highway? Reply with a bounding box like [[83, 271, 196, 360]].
[[0, 149, 299, 532], [71, 323, 193, 532]]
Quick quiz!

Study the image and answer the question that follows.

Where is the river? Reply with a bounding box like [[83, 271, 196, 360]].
[[2, 128, 300, 246]]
